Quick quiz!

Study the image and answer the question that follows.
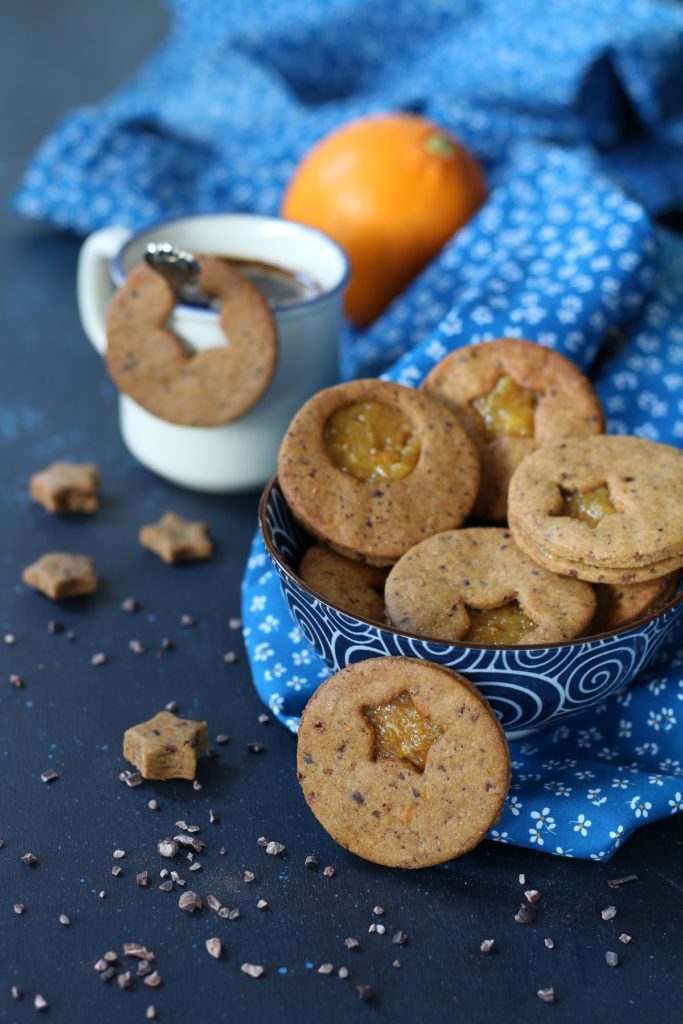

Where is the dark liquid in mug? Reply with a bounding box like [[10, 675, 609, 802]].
[[220, 257, 323, 308]]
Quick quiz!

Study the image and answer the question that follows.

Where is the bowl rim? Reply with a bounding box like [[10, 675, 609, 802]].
[[258, 476, 683, 652]]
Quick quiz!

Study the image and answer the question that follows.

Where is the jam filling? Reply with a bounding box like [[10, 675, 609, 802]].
[[472, 374, 539, 440], [465, 600, 537, 644], [324, 400, 421, 482], [561, 485, 616, 528], [363, 691, 442, 772]]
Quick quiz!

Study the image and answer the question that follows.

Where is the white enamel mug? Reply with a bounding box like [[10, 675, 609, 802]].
[[77, 214, 349, 491]]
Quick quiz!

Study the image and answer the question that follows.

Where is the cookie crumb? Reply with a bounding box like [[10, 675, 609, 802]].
[[606, 951, 620, 967], [205, 937, 223, 960], [601, 905, 617, 921], [537, 987, 555, 1004], [480, 939, 495, 953]]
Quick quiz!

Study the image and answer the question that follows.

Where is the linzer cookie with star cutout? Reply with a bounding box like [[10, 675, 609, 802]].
[[508, 436, 683, 583], [139, 511, 213, 564], [421, 339, 604, 522], [296, 657, 510, 868], [123, 710, 208, 780], [278, 378, 480, 566]]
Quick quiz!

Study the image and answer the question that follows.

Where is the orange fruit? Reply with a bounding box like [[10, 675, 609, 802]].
[[281, 113, 487, 327]]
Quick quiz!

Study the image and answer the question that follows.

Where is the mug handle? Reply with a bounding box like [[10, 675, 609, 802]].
[[77, 225, 132, 355]]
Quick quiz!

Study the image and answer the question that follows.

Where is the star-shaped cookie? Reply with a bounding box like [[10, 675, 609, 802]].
[[139, 511, 213, 564], [22, 552, 98, 600], [29, 461, 100, 514], [123, 711, 208, 780]]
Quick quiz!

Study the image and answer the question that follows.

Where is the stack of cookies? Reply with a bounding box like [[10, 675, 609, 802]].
[[278, 338, 683, 645]]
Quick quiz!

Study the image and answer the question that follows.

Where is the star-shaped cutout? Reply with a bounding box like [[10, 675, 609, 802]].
[[123, 710, 208, 780], [139, 511, 213, 564], [363, 691, 443, 773]]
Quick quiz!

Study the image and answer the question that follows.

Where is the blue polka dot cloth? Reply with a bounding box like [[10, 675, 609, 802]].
[[15, 0, 683, 859]]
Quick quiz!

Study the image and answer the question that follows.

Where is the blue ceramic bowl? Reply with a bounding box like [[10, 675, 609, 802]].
[[259, 478, 683, 739]]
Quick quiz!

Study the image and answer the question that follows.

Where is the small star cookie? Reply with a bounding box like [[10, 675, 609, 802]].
[[22, 552, 98, 600], [29, 461, 99, 514], [123, 711, 208, 780], [139, 511, 213, 564]]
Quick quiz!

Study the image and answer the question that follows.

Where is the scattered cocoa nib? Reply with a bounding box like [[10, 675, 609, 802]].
[[174, 834, 205, 852], [124, 944, 155, 961], [244, 871, 255, 883], [207, 895, 222, 913], [514, 904, 535, 924], [119, 769, 142, 787], [241, 963, 264, 979], [619, 933, 633, 945], [357, 985, 375, 1002], [144, 971, 162, 988], [305, 856, 319, 869], [392, 931, 408, 945], [21, 852, 38, 867], [40, 768, 59, 783], [524, 889, 541, 903], [537, 988, 555, 1004], [205, 937, 223, 960], [608, 874, 638, 889], [178, 890, 202, 913], [480, 939, 495, 953], [117, 971, 133, 990], [344, 938, 360, 950], [265, 841, 285, 856], [137, 872, 150, 887], [606, 951, 620, 967], [157, 839, 179, 859], [323, 866, 335, 878], [601, 906, 617, 921]]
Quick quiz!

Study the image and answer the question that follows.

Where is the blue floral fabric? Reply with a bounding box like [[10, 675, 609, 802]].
[[15, 0, 683, 859]]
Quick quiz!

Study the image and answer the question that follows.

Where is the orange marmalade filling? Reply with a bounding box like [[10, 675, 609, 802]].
[[472, 374, 539, 440], [324, 400, 421, 482], [465, 601, 537, 645], [561, 485, 616, 528], [363, 691, 442, 772]]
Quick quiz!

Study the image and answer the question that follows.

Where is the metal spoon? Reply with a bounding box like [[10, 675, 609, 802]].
[[144, 242, 208, 305]]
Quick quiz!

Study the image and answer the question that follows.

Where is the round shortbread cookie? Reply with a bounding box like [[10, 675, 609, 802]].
[[588, 573, 679, 636], [278, 379, 480, 566], [106, 258, 277, 427], [421, 339, 604, 521], [384, 528, 595, 644], [297, 657, 510, 868], [299, 544, 388, 623], [507, 436, 683, 571]]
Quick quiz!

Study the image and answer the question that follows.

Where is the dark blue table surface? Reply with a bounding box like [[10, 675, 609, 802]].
[[1, 4, 682, 1023]]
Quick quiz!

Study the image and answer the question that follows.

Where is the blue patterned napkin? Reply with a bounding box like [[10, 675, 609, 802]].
[[14, 0, 683, 859]]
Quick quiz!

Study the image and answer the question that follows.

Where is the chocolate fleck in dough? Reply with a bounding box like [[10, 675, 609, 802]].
[[385, 528, 595, 644], [421, 338, 604, 522], [139, 511, 213, 564], [299, 544, 388, 622], [508, 436, 683, 582], [278, 378, 480, 566], [22, 552, 98, 600], [29, 460, 100, 514], [106, 258, 277, 427], [587, 572, 679, 636], [123, 711, 208, 780], [297, 657, 510, 868]]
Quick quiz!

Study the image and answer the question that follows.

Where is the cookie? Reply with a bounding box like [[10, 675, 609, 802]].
[[106, 258, 278, 427], [508, 436, 683, 583], [123, 711, 208, 780], [299, 544, 388, 623], [385, 528, 595, 644], [278, 378, 480, 565], [22, 553, 98, 600], [29, 461, 100, 514], [421, 339, 604, 521], [297, 657, 510, 868], [589, 572, 679, 635], [139, 511, 213, 564]]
